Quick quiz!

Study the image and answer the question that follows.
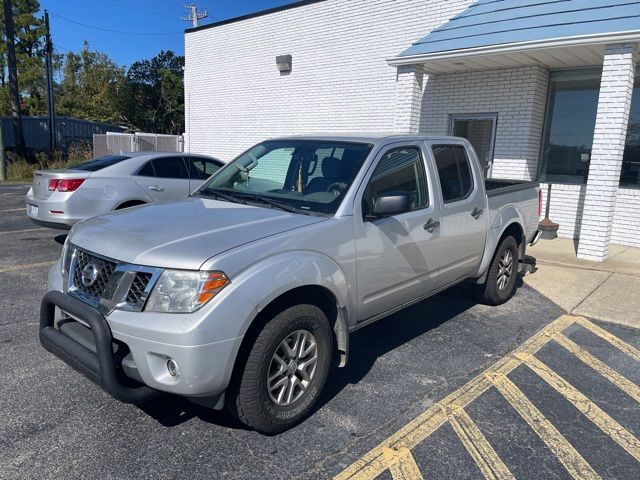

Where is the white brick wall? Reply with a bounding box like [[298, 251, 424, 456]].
[[184, 0, 472, 160], [419, 66, 549, 181], [577, 44, 637, 261]]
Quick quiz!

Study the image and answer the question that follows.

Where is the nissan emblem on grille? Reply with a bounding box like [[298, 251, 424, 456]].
[[80, 262, 99, 288]]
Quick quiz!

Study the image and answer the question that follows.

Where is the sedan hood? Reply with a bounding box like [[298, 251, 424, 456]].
[[70, 198, 326, 269]]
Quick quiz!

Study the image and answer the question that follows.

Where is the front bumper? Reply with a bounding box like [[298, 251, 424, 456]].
[[40, 290, 157, 403], [40, 290, 244, 404]]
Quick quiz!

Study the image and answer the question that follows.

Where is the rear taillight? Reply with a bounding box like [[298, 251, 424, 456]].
[[48, 179, 85, 192], [537, 188, 543, 217]]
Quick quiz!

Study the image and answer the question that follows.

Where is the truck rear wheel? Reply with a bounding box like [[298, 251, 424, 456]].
[[476, 236, 519, 306], [227, 304, 333, 434]]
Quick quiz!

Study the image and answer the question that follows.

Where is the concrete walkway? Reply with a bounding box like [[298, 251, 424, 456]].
[[525, 238, 640, 328]]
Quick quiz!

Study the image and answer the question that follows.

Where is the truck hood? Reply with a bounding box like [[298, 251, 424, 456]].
[[70, 198, 326, 269]]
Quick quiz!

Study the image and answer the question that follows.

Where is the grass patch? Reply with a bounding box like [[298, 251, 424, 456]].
[[2, 143, 93, 183]]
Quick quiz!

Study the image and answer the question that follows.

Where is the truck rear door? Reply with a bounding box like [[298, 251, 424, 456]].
[[428, 141, 487, 287], [354, 142, 442, 322]]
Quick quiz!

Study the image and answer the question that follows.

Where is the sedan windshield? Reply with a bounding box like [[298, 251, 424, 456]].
[[194, 140, 372, 215]]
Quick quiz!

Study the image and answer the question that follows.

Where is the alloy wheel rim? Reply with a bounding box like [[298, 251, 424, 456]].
[[267, 330, 318, 407], [497, 249, 514, 291]]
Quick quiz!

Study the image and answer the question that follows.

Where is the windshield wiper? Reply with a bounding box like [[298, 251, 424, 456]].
[[232, 193, 303, 214], [197, 188, 247, 205]]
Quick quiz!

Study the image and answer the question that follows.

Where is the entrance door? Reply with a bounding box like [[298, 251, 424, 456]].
[[449, 114, 497, 177]]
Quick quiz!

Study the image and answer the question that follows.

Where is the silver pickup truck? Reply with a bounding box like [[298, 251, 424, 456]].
[[40, 134, 541, 434]]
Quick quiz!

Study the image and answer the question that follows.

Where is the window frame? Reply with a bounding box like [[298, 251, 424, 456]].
[[432, 143, 476, 205], [448, 113, 498, 178], [361, 144, 430, 221]]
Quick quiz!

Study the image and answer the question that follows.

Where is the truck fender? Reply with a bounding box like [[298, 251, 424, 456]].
[[476, 206, 526, 282], [232, 251, 354, 366]]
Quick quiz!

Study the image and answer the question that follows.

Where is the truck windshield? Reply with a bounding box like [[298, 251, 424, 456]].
[[194, 140, 372, 215]]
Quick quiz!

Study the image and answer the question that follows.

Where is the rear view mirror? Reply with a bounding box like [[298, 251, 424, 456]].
[[372, 192, 411, 217]]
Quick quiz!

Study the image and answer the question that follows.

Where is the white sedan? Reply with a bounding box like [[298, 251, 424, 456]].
[[26, 152, 223, 229]]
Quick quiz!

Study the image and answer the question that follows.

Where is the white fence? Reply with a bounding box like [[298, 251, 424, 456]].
[[93, 132, 184, 157]]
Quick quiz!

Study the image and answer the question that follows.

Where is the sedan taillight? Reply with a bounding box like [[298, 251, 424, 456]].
[[48, 179, 85, 192]]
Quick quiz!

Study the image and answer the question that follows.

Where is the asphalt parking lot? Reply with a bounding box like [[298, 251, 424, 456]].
[[1, 182, 639, 479]]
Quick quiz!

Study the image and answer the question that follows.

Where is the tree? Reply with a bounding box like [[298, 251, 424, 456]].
[[56, 42, 126, 124], [2, 0, 27, 156], [122, 50, 185, 134]]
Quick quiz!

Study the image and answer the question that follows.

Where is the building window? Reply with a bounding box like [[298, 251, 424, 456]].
[[621, 75, 640, 188], [540, 68, 640, 187], [539, 69, 601, 185]]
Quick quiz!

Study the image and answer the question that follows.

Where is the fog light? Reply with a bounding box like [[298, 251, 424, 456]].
[[167, 358, 180, 377]]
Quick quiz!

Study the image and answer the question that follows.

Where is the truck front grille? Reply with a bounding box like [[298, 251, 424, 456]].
[[67, 246, 161, 313], [72, 250, 117, 300]]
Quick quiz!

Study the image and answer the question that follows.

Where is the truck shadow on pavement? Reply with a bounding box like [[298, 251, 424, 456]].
[[137, 278, 524, 431]]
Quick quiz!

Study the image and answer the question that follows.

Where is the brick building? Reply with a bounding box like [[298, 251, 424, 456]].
[[184, 0, 640, 262]]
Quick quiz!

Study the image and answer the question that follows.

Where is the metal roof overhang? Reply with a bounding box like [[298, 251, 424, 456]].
[[388, 30, 640, 74]]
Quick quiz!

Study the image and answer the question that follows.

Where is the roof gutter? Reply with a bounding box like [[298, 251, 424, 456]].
[[387, 30, 640, 66]]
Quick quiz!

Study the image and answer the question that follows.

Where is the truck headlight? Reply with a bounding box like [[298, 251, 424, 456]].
[[145, 270, 230, 313]]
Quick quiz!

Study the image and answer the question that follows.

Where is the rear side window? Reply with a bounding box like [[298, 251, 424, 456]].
[[152, 157, 189, 179], [363, 146, 428, 217], [72, 154, 131, 172], [136, 161, 155, 177], [433, 145, 474, 203]]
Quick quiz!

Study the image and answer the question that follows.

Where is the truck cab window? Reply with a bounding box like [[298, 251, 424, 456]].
[[363, 147, 428, 217], [433, 145, 474, 203]]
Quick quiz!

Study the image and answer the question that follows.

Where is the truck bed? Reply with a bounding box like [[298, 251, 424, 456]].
[[485, 178, 537, 197]]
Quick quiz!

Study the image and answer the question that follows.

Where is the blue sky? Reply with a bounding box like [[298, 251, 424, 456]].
[[40, 0, 299, 66]]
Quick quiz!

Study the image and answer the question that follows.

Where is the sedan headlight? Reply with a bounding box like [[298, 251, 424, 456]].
[[145, 270, 230, 313]]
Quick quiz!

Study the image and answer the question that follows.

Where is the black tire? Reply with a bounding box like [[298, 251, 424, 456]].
[[475, 236, 519, 306], [227, 304, 333, 434]]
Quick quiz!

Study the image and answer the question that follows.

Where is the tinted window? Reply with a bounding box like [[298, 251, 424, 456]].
[[72, 154, 131, 172], [433, 145, 474, 203], [185, 157, 222, 180], [152, 157, 189, 179], [363, 147, 428, 217], [621, 71, 640, 187], [136, 161, 155, 177]]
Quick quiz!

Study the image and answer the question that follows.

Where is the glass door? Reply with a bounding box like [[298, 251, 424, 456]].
[[449, 114, 498, 177]]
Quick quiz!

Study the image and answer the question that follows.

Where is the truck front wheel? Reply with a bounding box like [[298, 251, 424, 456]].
[[227, 304, 333, 434], [476, 236, 519, 306]]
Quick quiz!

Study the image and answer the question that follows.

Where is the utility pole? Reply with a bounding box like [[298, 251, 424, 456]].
[[181, 3, 208, 28], [2, 0, 27, 158], [44, 10, 57, 154]]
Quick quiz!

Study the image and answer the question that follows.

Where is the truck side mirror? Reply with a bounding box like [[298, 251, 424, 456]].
[[372, 192, 411, 217]]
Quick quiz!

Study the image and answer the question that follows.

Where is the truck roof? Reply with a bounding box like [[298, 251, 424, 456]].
[[266, 133, 467, 145]]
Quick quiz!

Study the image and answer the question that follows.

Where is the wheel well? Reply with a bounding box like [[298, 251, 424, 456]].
[[230, 286, 341, 385], [500, 222, 525, 259], [115, 200, 146, 210]]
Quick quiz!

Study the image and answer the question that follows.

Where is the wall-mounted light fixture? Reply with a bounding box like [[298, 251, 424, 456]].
[[276, 54, 292, 73]]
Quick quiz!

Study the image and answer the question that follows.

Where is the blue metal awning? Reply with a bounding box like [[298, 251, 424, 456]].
[[395, 0, 640, 65]]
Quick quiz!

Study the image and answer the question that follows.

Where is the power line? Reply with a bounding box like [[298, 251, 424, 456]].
[[48, 11, 184, 36], [86, 0, 181, 18]]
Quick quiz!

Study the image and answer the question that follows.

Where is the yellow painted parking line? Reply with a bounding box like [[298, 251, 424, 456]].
[[487, 372, 600, 480], [575, 317, 640, 363], [0, 261, 56, 274], [0, 227, 47, 235], [443, 404, 514, 480], [382, 447, 423, 480], [515, 352, 640, 463], [336, 316, 575, 480], [553, 332, 640, 404]]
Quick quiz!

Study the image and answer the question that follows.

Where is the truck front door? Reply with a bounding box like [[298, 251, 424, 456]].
[[354, 143, 442, 322], [429, 142, 487, 287]]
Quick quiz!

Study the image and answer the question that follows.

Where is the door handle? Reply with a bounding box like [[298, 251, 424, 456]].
[[471, 207, 484, 219], [424, 218, 440, 232], [149, 185, 165, 192]]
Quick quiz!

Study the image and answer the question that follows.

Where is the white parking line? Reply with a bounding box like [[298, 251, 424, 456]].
[[0, 208, 25, 213], [0, 227, 47, 235], [0, 261, 56, 274]]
